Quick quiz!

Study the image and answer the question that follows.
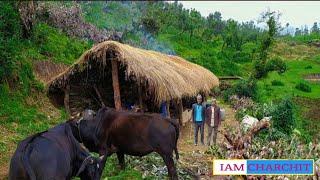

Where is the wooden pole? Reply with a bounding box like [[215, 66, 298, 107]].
[[64, 85, 70, 114], [111, 60, 121, 110]]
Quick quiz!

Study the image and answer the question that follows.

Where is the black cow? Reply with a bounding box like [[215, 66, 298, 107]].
[[69, 107, 180, 180], [9, 123, 105, 180]]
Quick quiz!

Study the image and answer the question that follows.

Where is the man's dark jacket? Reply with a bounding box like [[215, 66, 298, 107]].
[[205, 105, 221, 127]]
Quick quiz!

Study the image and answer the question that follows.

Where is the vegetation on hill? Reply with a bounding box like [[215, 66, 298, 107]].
[[1, 1, 320, 178]]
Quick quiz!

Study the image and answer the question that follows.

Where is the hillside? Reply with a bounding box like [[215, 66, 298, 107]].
[[1, 1, 320, 179]]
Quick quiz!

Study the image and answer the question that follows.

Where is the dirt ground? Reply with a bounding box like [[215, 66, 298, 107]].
[[177, 104, 240, 180]]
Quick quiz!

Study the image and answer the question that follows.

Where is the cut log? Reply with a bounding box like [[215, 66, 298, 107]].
[[111, 60, 121, 110]]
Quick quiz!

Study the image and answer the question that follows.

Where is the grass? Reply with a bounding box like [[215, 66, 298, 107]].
[[32, 23, 91, 65], [257, 60, 320, 102]]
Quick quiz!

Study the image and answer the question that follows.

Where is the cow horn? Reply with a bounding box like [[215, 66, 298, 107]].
[[99, 155, 105, 161]]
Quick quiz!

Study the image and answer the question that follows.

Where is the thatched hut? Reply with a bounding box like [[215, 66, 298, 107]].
[[47, 41, 219, 123]]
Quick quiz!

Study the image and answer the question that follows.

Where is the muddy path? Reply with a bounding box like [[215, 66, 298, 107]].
[[177, 104, 239, 179]]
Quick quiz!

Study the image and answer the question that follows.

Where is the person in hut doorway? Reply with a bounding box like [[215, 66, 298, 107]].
[[191, 94, 206, 146], [160, 101, 168, 118], [205, 98, 221, 146]]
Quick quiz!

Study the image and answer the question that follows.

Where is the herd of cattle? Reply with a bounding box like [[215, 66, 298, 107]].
[[9, 107, 180, 180]]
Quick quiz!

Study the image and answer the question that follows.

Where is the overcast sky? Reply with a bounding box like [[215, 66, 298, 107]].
[[179, 1, 320, 28]]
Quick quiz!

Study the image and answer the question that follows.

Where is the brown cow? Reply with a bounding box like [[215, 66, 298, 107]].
[[69, 107, 180, 179]]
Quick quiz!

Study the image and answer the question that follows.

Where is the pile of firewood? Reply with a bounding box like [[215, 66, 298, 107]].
[[221, 118, 270, 159], [207, 118, 320, 179]]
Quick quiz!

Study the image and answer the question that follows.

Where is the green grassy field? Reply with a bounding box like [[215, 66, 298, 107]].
[[257, 60, 320, 102]]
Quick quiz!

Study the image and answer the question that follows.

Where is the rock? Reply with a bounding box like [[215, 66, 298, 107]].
[[241, 115, 259, 132], [261, 116, 271, 121], [220, 108, 226, 121]]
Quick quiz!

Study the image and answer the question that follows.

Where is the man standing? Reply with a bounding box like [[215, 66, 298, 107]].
[[205, 98, 221, 146], [191, 94, 206, 146]]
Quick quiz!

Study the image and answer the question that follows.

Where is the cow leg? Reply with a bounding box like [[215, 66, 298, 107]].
[[116, 152, 125, 169], [161, 154, 178, 180]]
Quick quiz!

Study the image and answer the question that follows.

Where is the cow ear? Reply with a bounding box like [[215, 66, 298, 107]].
[[76, 163, 87, 176], [76, 158, 90, 176]]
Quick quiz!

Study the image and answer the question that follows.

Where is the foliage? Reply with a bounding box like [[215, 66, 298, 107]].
[[271, 97, 295, 134], [257, 60, 320, 102], [233, 78, 257, 99], [271, 80, 284, 86], [254, 10, 280, 79], [266, 56, 287, 74], [295, 81, 312, 92], [32, 23, 91, 65], [235, 101, 276, 121], [0, 2, 22, 83]]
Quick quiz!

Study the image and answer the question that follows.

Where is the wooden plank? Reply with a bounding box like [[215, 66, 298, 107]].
[[218, 76, 243, 80], [111, 60, 121, 110]]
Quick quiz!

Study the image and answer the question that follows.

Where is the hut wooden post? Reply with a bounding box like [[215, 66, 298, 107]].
[[111, 60, 121, 110], [64, 85, 70, 114], [178, 98, 183, 125]]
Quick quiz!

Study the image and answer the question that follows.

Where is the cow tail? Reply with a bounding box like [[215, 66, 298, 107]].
[[165, 118, 180, 160], [174, 127, 179, 160], [22, 145, 36, 180]]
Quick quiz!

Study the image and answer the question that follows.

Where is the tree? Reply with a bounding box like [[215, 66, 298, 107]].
[[188, 8, 203, 43], [254, 10, 281, 79], [17, 1, 36, 38], [222, 19, 242, 51], [295, 27, 302, 36], [311, 22, 319, 34], [303, 25, 309, 35], [285, 22, 290, 35]]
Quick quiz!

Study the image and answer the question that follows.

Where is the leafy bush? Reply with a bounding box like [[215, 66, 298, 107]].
[[295, 81, 312, 92], [234, 78, 258, 99], [271, 80, 284, 86], [253, 59, 268, 78], [271, 98, 295, 134], [0, 2, 22, 83], [305, 65, 312, 69], [223, 78, 258, 102], [266, 57, 287, 74], [235, 101, 276, 121], [32, 23, 90, 65]]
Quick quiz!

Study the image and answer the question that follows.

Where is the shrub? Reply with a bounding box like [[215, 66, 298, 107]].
[[233, 78, 258, 99], [271, 80, 284, 86], [253, 60, 267, 78], [305, 65, 312, 69], [222, 78, 258, 102], [266, 57, 287, 74], [295, 81, 312, 92], [235, 101, 276, 121], [271, 98, 295, 134]]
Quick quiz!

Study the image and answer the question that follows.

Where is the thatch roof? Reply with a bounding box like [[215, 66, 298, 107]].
[[48, 41, 219, 104]]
